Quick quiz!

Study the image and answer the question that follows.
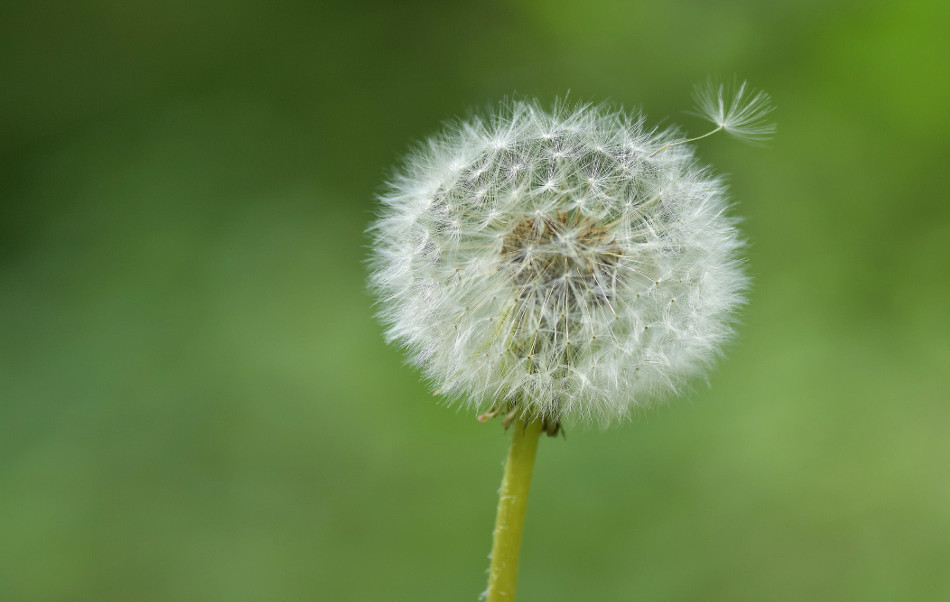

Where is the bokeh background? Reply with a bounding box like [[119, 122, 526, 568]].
[[2, 1, 948, 599]]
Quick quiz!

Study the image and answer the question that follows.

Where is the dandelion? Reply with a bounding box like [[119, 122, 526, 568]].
[[369, 83, 773, 601], [692, 78, 776, 142]]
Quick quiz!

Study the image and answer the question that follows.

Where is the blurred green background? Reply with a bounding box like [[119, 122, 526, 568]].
[[2, 1, 948, 599]]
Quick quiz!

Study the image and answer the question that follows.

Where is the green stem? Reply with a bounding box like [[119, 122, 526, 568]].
[[487, 417, 543, 602]]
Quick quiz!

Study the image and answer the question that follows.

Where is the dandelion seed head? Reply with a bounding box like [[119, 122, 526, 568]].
[[370, 98, 753, 425]]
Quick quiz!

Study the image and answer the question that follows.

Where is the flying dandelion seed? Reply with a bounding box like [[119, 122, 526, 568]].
[[692, 78, 777, 142]]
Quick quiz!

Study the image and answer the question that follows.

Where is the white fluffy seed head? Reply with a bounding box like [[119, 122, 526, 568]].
[[369, 97, 753, 426]]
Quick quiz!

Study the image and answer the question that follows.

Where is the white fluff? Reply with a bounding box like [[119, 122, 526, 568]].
[[693, 79, 776, 142], [369, 97, 758, 425]]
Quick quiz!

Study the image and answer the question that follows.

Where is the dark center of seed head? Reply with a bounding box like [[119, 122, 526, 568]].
[[500, 211, 620, 288]]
